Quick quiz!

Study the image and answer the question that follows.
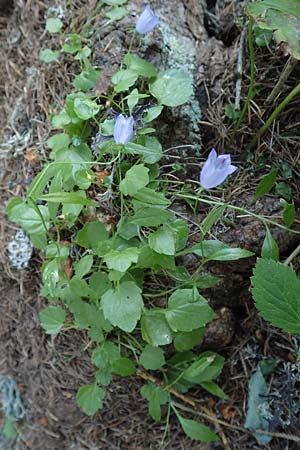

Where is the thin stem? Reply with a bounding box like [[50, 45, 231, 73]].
[[250, 82, 300, 150], [266, 57, 298, 104], [158, 401, 171, 450], [232, 17, 255, 139], [284, 242, 300, 266], [176, 193, 300, 235]]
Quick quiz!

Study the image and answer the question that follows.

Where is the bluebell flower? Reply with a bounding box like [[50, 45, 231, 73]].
[[200, 148, 237, 189], [113, 114, 134, 145], [136, 5, 159, 35]]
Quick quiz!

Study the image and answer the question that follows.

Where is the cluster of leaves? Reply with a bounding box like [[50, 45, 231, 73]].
[[8, 2, 286, 445]]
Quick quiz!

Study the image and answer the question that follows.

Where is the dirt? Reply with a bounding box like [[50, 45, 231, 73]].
[[1, 0, 300, 449]]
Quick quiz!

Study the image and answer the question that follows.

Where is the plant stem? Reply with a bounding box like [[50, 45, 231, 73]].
[[250, 82, 300, 150], [232, 17, 255, 139], [266, 57, 298, 104]]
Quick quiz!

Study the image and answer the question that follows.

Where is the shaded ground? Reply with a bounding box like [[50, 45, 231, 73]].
[[1, 0, 300, 449]]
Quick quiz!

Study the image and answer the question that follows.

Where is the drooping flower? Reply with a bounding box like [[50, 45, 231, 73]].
[[200, 148, 237, 189], [136, 5, 159, 35], [113, 114, 134, 145]]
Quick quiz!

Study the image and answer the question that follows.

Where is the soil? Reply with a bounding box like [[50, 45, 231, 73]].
[[1, 1, 300, 449]]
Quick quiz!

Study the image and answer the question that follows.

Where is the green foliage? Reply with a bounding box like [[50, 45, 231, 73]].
[[6, 7, 264, 444], [247, 0, 300, 59], [46, 18, 63, 33], [76, 384, 105, 415], [254, 168, 277, 200], [261, 226, 279, 261], [252, 258, 300, 332]]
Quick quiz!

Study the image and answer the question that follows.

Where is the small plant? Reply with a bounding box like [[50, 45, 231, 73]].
[[8, 1, 300, 445]]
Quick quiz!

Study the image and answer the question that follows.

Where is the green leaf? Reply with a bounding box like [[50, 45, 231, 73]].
[[112, 69, 138, 92], [149, 226, 176, 255], [119, 164, 149, 196], [200, 381, 228, 399], [143, 105, 164, 123], [133, 187, 170, 206], [104, 247, 140, 272], [252, 258, 300, 333], [3, 417, 17, 439], [89, 271, 111, 298], [171, 219, 189, 251], [245, 366, 272, 445], [111, 357, 136, 376], [74, 45, 92, 60], [46, 18, 63, 33], [165, 288, 215, 332], [261, 226, 279, 261], [139, 345, 165, 370], [177, 414, 218, 442], [74, 254, 93, 278], [73, 67, 101, 92], [51, 110, 71, 127], [125, 136, 162, 164], [77, 221, 109, 249], [92, 342, 120, 369], [124, 53, 157, 78], [149, 70, 193, 106], [182, 352, 225, 384], [38, 192, 97, 206], [247, 0, 300, 59], [141, 311, 173, 346], [200, 205, 226, 239], [281, 199, 295, 227], [73, 97, 100, 120], [141, 383, 169, 422], [101, 281, 143, 332], [7, 200, 49, 235], [76, 384, 105, 415], [254, 168, 277, 200], [137, 246, 176, 270], [39, 306, 65, 334], [186, 240, 254, 261], [105, 6, 128, 20], [130, 207, 174, 227], [95, 369, 112, 386], [47, 133, 70, 151], [40, 49, 60, 63], [174, 328, 204, 352], [276, 181, 292, 201], [62, 34, 82, 54]]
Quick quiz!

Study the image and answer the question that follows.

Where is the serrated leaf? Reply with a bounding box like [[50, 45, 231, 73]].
[[139, 345, 165, 370], [39, 306, 65, 334], [76, 384, 105, 415], [101, 281, 143, 332], [252, 258, 300, 333]]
